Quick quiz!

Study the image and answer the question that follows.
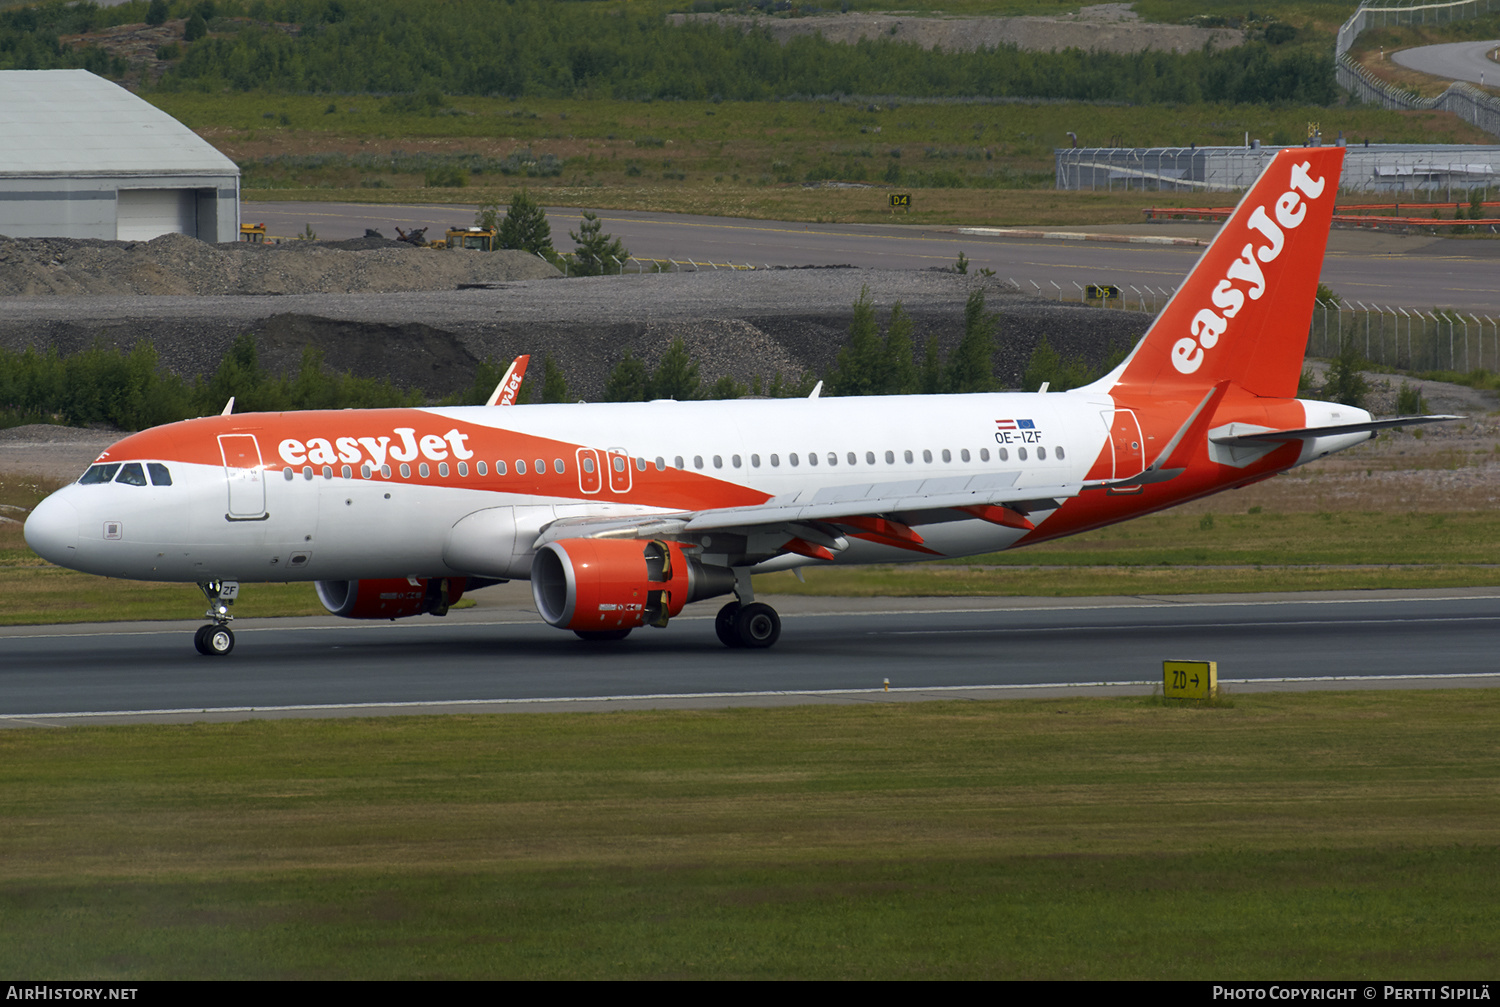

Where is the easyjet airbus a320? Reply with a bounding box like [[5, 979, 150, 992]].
[[24, 147, 1449, 654]]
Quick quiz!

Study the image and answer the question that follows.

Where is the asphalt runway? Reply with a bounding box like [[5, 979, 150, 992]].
[[3, 591, 1497, 726], [1392, 38, 1500, 86], [246, 200, 1500, 312]]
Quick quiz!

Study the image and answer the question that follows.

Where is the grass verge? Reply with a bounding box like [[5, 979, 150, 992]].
[[0, 693, 1495, 978], [6, 507, 1500, 623]]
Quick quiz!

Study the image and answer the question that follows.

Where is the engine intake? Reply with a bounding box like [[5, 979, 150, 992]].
[[315, 577, 466, 620], [531, 539, 735, 632]]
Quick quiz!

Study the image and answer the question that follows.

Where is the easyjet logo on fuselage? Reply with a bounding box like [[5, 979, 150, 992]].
[[1171, 160, 1327, 375], [278, 427, 474, 469]]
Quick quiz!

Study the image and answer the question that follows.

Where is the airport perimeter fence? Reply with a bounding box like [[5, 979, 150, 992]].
[[1055, 144, 1500, 194], [1335, 0, 1500, 140], [1007, 277, 1500, 374]]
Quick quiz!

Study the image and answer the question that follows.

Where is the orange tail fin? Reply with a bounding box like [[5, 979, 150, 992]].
[[1102, 146, 1345, 399]]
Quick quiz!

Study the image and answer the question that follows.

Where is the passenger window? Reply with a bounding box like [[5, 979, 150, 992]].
[[457, 462, 468, 477], [116, 463, 148, 486], [751, 454, 761, 468], [477, 461, 488, 476], [304, 466, 315, 480], [381, 464, 392, 478], [922, 450, 933, 463], [554, 459, 565, 474], [770, 454, 780, 467], [808, 453, 818, 467], [980, 448, 990, 462], [635, 457, 647, 471], [419, 463, 430, 478], [323, 466, 334, 480], [961, 449, 971, 462], [790, 453, 800, 467], [998, 448, 1009, 461], [535, 458, 546, 474], [515, 460, 527, 475], [732, 454, 742, 468], [1018, 447, 1028, 461], [496, 461, 507, 475], [148, 463, 173, 486], [694, 455, 704, 470], [827, 452, 837, 466], [655, 457, 665, 471], [1037, 447, 1047, 461], [885, 451, 895, 464], [1056, 446, 1066, 460], [863, 451, 873, 465], [713, 455, 723, 469], [674, 456, 685, 469], [941, 449, 951, 463], [361, 464, 372, 479], [342, 464, 353, 479], [283, 467, 294, 481], [904, 450, 913, 464], [438, 463, 449, 477], [79, 463, 121, 485]]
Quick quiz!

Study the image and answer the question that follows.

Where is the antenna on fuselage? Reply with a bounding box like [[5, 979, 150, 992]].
[[220, 397, 235, 416]]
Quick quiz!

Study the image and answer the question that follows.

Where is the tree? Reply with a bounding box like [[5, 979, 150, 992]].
[[497, 190, 553, 257], [878, 301, 918, 395], [569, 210, 628, 276], [649, 339, 699, 400], [943, 288, 997, 393], [145, 0, 169, 26], [1323, 330, 1369, 408], [604, 351, 649, 402], [539, 354, 569, 403], [828, 286, 881, 396], [183, 12, 207, 41]]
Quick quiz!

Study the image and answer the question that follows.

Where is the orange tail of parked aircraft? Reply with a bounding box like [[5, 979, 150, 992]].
[[25, 146, 1456, 654]]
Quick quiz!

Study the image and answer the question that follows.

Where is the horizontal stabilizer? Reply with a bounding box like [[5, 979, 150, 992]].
[[1210, 414, 1459, 448]]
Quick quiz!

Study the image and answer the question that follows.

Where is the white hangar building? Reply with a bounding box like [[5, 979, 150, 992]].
[[0, 69, 240, 242]]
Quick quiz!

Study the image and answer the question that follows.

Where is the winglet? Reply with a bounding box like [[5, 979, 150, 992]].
[[808, 380, 823, 400], [220, 397, 235, 416], [486, 355, 530, 407]]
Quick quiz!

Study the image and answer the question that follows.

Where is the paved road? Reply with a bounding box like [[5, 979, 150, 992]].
[[3, 591, 1496, 725], [1392, 39, 1500, 86], [245, 200, 1500, 312]]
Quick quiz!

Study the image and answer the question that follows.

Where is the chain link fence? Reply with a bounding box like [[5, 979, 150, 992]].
[[1056, 144, 1500, 193], [1007, 277, 1499, 373], [1336, 0, 1500, 139]]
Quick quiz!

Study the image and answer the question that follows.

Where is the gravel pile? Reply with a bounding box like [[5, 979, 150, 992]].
[[0, 232, 559, 297], [0, 270, 1148, 399]]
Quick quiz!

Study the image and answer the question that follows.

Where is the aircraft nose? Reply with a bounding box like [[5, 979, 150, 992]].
[[24, 493, 79, 566]]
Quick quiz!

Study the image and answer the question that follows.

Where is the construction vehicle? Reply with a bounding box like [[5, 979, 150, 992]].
[[445, 226, 498, 250], [239, 223, 267, 243]]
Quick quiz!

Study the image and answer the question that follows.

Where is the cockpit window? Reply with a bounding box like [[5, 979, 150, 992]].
[[115, 462, 148, 486], [147, 463, 173, 486], [79, 463, 121, 484]]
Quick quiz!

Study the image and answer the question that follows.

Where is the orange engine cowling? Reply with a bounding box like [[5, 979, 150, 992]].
[[531, 538, 735, 632], [315, 577, 466, 620]]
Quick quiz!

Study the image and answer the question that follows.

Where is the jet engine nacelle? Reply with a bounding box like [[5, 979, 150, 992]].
[[531, 538, 736, 632], [315, 577, 466, 620]]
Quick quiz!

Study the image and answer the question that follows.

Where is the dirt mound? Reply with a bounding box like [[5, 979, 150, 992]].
[[0, 231, 560, 297], [669, 4, 1243, 56]]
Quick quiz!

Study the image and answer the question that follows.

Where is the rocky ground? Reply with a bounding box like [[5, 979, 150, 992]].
[[669, 3, 1244, 57], [0, 232, 559, 297]]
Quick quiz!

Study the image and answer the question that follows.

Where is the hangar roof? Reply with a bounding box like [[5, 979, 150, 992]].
[[0, 69, 237, 177]]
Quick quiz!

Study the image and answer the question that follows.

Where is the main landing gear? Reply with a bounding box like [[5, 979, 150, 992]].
[[194, 579, 239, 656], [714, 567, 781, 649]]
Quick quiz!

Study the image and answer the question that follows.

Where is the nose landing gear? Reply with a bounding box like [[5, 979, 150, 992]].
[[194, 579, 239, 656]]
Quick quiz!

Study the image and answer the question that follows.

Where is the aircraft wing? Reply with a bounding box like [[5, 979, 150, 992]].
[[533, 471, 1084, 559]]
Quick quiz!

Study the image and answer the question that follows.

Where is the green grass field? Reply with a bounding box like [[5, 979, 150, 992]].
[[151, 92, 1493, 226], [1, 694, 1495, 978]]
